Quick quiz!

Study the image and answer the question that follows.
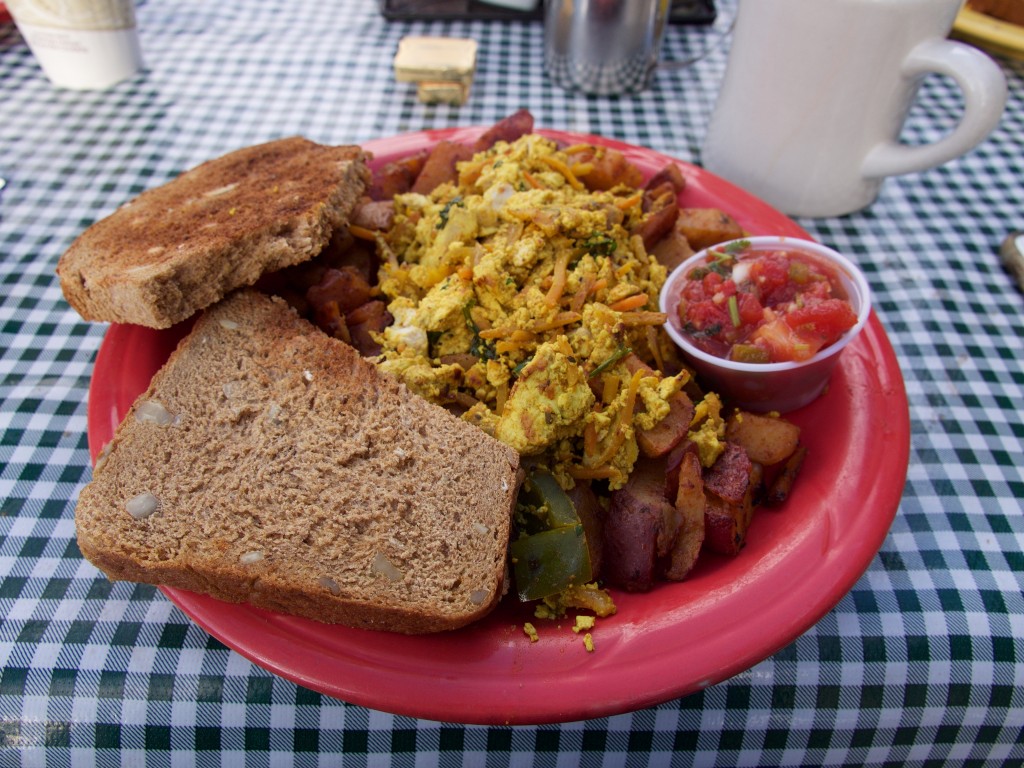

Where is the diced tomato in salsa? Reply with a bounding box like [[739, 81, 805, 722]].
[[675, 244, 858, 363]]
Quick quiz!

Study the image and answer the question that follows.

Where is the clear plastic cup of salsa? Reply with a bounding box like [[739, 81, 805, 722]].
[[659, 236, 871, 413]]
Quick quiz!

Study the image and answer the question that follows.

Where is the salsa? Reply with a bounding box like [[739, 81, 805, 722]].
[[675, 241, 858, 363]]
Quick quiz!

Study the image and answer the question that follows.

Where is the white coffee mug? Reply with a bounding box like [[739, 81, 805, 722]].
[[701, 0, 1007, 218]]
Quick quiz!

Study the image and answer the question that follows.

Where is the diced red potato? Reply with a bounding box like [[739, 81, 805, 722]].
[[411, 140, 475, 194], [638, 392, 694, 458], [724, 411, 801, 466], [313, 301, 351, 344], [633, 183, 680, 252], [664, 448, 705, 580], [703, 442, 753, 506], [676, 208, 746, 252], [701, 445, 762, 556], [346, 300, 392, 357], [603, 457, 677, 592], [473, 108, 534, 152], [602, 500, 662, 593], [602, 475, 667, 593], [650, 219, 696, 272], [573, 147, 645, 191], [645, 163, 686, 194], [764, 443, 807, 506], [641, 182, 676, 214], [326, 242, 377, 287], [623, 354, 695, 458], [306, 266, 373, 316], [351, 200, 395, 232], [367, 150, 429, 200], [703, 494, 750, 556]]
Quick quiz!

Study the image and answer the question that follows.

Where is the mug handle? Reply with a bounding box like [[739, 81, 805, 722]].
[[861, 39, 1006, 180]]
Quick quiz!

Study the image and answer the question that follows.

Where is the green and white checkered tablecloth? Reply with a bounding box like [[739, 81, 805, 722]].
[[1, 1, 1022, 764]]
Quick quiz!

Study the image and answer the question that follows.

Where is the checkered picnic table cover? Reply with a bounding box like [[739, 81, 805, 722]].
[[1, 0, 1022, 765]]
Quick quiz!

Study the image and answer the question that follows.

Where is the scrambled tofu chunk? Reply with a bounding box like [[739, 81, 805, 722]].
[[688, 392, 727, 467], [495, 340, 595, 455]]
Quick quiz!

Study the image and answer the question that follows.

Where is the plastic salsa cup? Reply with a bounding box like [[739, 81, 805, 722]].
[[658, 236, 871, 413]]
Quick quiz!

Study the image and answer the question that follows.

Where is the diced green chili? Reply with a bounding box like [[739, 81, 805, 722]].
[[511, 524, 592, 602], [518, 471, 578, 530], [511, 470, 594, 601]]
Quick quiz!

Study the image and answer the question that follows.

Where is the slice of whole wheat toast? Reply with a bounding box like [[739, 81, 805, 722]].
[[76, 290, 521, 633], [57, 138, 369, 329]]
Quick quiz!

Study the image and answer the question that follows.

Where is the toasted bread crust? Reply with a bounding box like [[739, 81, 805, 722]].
[[76, 290, 521, 633], [57, 138, 369, 328]]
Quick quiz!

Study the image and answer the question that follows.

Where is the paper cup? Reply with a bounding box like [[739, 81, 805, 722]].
[[8, 0, 142, 90]]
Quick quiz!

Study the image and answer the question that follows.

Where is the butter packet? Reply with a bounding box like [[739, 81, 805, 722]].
[[394, 36, 477, 86]]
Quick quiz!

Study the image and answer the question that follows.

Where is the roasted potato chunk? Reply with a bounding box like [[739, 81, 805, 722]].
[[676, 208, 745, 252], [702, 444, 762, 555], [664, 448, 705, 580], [725, 411, 801, 466]]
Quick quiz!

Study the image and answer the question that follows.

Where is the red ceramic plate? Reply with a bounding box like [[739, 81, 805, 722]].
[[87, 128, 910, 725]]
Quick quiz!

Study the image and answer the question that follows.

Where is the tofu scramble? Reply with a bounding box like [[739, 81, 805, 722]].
[[374, 134, 688, 491]]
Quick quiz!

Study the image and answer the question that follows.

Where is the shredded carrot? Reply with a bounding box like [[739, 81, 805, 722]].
[[619, 311, 669, 327], [568, 276, 609, 312], [349, 224, 378, 241], [522, 170, 544, 189], [530, 311, 581, 333], [615, 191, 644, 211], [541, 155, 584, 190], [457, 265, 474, 281], [568, 274, 595, 313], [563, 144, 593, 155], [569, 162, 594, 179], [615, 261, 636, 279], [619, 369, 643, 426], [646, 326, 665, 373], [600, 373, 620, 404], [545, 250, 572, 306], [631, 234, 649, 259], [608, 293, 649, 313], [496, 338, 535, 355]]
